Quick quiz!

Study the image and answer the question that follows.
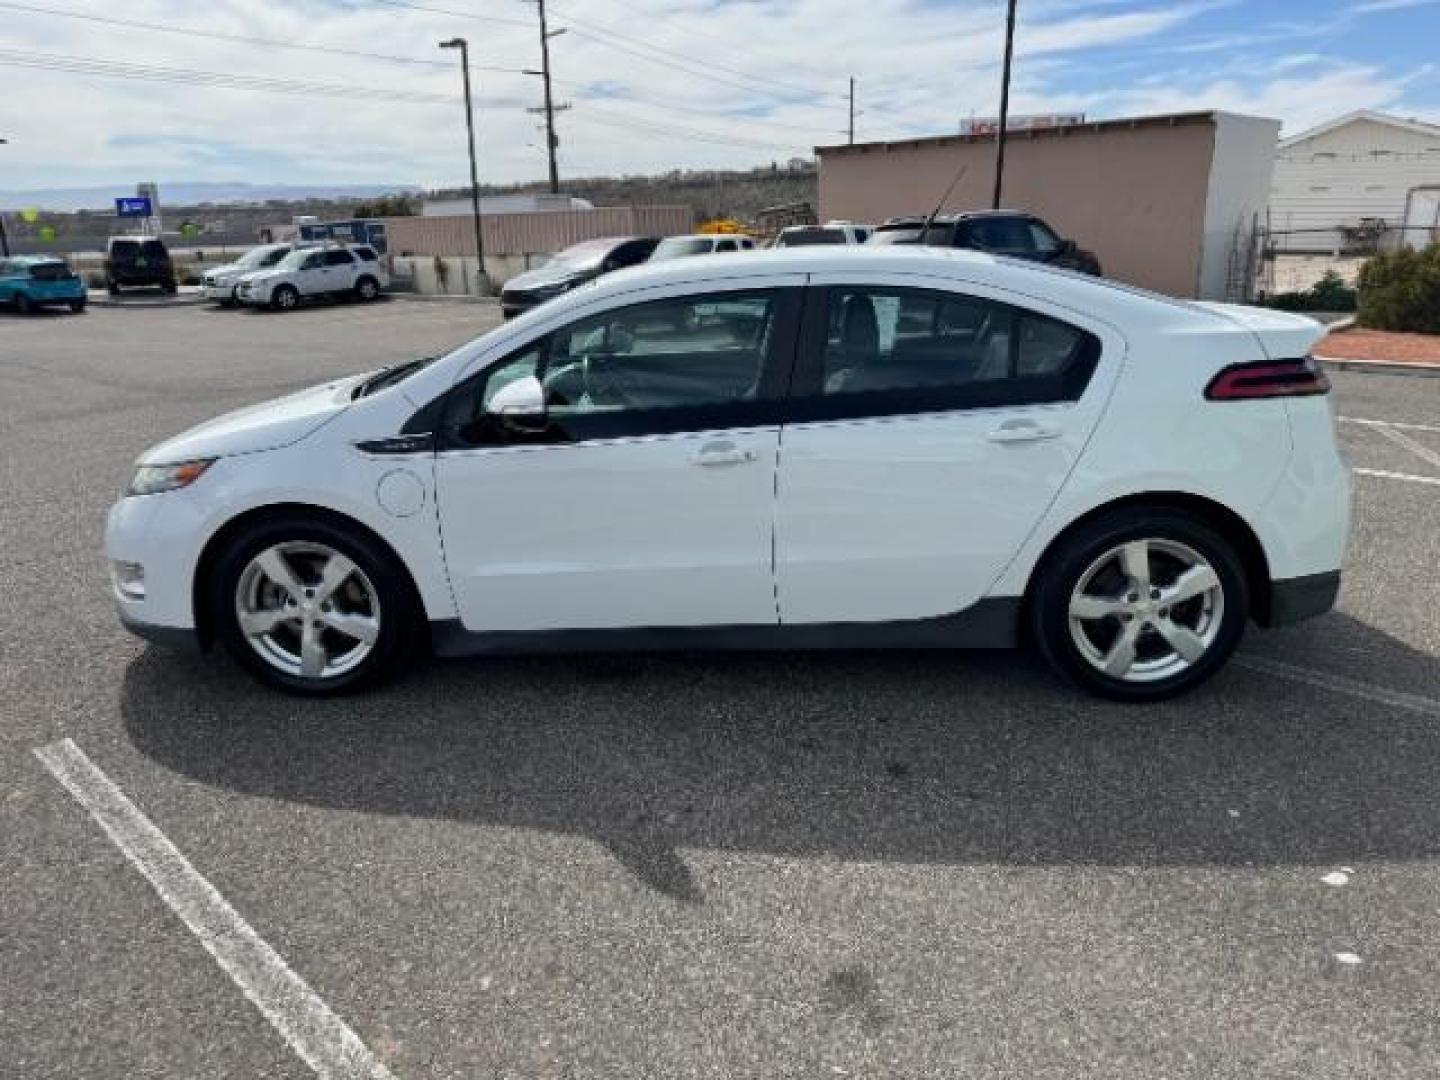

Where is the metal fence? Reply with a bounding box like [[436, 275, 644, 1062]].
[[384, 206, 695, 258]]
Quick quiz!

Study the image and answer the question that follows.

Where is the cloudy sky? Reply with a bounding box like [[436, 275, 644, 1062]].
[[0, 0, 1436, 193]]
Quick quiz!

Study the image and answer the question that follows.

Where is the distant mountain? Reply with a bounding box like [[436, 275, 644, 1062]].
[[0, 181, 422, 212]]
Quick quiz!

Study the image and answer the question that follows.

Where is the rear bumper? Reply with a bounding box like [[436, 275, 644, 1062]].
[[1264, 570, 1341, 627]]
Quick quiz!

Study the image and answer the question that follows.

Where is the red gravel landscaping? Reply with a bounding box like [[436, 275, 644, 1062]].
[[1317, 328, 1440, 365]]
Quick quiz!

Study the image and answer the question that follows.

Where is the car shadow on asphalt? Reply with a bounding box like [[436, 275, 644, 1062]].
[[120, 611, 1440, 902]]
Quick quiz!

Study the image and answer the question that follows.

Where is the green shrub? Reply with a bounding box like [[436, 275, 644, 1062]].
[[1357, 243, 1440, 333], [1262, 270, 1357, 313]]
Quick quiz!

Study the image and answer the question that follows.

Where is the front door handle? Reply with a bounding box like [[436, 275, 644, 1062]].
[[691, 440, 757, 467], [986, 419, 1062, 444]]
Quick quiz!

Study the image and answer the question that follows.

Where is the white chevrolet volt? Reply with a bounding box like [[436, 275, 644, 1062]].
[[106, 248, 1350, 700]]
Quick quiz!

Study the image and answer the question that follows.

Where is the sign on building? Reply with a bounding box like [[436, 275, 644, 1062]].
[[115, 196, 153, 217]]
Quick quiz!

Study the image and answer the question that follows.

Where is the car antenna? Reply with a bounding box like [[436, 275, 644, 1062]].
[[918, 165, 968, 245]]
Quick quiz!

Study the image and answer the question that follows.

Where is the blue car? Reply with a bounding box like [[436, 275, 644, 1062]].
[[0, 255, 87, 314]]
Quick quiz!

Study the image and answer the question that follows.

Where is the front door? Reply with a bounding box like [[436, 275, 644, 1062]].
[[434, 281, 804, 633], [775, 278, 1122, 625]]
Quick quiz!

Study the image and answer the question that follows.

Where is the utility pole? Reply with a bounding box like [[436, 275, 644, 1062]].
[[527, 0, 569, 194], [438, 38, 488, 295], [848, 77, 856, 144], [992, 0, 1018, 210]]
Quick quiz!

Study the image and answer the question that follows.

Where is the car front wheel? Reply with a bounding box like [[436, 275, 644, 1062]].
[[270, 284, 300, 311], [69, 297, 86, 313], [354, 276, 380, 301], [14, 292, 32, 314], [1030, 509, 1248, 702], [210, 515, 421, 695]]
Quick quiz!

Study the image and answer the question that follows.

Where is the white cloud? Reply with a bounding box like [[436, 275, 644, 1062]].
[[0, 0, 1425, 192]]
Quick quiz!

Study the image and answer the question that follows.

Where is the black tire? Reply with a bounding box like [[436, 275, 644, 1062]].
[[270, 284, 300, 311], [107, 280, 121, 296], [1029, 508, 1249, 702], [14, 292, 32, 315], [162, 280, 178, 295], [69, 297, 86, 313], [354, 275, 380, 302], [209, 513, 423, 696]]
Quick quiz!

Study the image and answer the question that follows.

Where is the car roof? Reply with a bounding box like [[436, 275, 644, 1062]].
[[879, 211, 1034, 227], [568, 245, 1203, 327]]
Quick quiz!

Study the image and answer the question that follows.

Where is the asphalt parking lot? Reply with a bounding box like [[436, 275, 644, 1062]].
[[3, 300, 1439, 1079]]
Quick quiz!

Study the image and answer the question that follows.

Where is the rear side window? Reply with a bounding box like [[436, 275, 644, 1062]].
[[795, 286, 1100, 419], [324, 249, 356, 266]]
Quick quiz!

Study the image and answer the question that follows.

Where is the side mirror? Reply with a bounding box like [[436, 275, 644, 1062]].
[[485, 375, 547, 431], [1057, 238, 1078, 256]]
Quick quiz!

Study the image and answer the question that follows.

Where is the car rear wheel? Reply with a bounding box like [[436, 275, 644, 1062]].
[[1030, 509, 1248, 702], [210, 515, 421, 695], [354, 276, 380, 302], [68, 297, 86, 313], [14, 293, 32, 314], [270, 284, 299, 311]]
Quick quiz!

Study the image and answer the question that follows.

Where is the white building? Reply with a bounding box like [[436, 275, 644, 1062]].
[[1269, 110, 1440, 253]]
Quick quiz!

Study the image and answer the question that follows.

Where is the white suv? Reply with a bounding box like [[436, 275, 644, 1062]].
[[236, 244, 387, 310]]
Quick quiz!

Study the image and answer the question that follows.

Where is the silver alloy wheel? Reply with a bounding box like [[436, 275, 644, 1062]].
[[1067, 537, 1224, 684], [234, 541, 381, 680], [275, 287, 297, 309], [358, 278, 378, 300]]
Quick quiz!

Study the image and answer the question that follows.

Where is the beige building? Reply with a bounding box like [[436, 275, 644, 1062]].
[[817, 111, 1280, 300]]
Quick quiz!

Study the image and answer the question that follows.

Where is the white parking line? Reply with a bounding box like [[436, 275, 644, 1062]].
[[1339, 417, 1440, 435], [1354, 467, 1440, 487], [32, 739, 397, 1080], [1370, 423, 1440, 472], [1237, 657, 1440, 719]]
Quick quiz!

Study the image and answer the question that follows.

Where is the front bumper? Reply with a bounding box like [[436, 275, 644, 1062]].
[[1264, 571, 1341, 627], [106, 486, 211, 647], [118, 608, 203, 652], [204, 282, 238, 301]]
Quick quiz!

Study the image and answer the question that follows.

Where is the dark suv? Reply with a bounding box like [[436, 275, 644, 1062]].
[[869, 211, 1102, 275], [105, 236, 177, 294]]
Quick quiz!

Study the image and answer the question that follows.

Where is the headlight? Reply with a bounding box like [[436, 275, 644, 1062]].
[[532, 280, 573, 297], [126, 458, 216, 497]]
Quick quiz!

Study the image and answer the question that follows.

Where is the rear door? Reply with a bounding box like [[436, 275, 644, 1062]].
[[774, 275, 1124, 625], [322, 248, 358, 291]]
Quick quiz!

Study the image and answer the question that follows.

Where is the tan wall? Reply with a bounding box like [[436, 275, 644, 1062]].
[[818, 122, 1218, 296], [384, 205, 694, 258]]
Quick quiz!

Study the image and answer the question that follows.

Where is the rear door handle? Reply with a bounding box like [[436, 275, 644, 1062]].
[[986, 419, 1062, 444], [691, 440, 757, 467]]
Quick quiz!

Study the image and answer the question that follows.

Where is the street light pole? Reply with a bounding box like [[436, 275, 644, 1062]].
[[0, 138, 10, 256], [848, 77, 856, 145], [992, 0, 1018, 210], [527, 0, 567, 194], [439, 38, 488, 295]]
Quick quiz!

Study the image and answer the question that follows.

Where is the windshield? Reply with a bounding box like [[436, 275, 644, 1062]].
[[650, 237, 713, 260], [237, 245, 289, 268], [352, 356, 441, 399], [276, 249, 313, 271], [775, 229, 846, 247], [547, 239, 617, 270], [869, 223, 956, 246]]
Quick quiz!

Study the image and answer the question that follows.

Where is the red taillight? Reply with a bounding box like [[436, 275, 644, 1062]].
[[1204, 357, 1331, 401]]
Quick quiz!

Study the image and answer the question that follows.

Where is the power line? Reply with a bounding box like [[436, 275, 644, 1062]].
[[366, 0, 534, 29], [0, 47, 811, 153], [0, 0, 532, 73], [2, 0, 839, 140], [545, 1, 841, 103]]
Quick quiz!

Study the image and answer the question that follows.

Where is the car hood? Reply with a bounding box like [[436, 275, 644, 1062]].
[[139, 375, 364, 464], [504, 262, 594, 292], [237, 268, 284, 285], [207, 262, 243, 279], [1190, 302, 1326, 360]]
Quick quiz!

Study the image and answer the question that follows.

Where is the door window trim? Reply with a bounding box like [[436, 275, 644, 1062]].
[[422, 285, 806, 450]]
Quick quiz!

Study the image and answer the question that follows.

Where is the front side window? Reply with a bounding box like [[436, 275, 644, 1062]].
[[354, 247, 379, 262], [441, 289, 795, 447], [794, 286, 1100, 420], [1027, 220, 1062, 255]]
